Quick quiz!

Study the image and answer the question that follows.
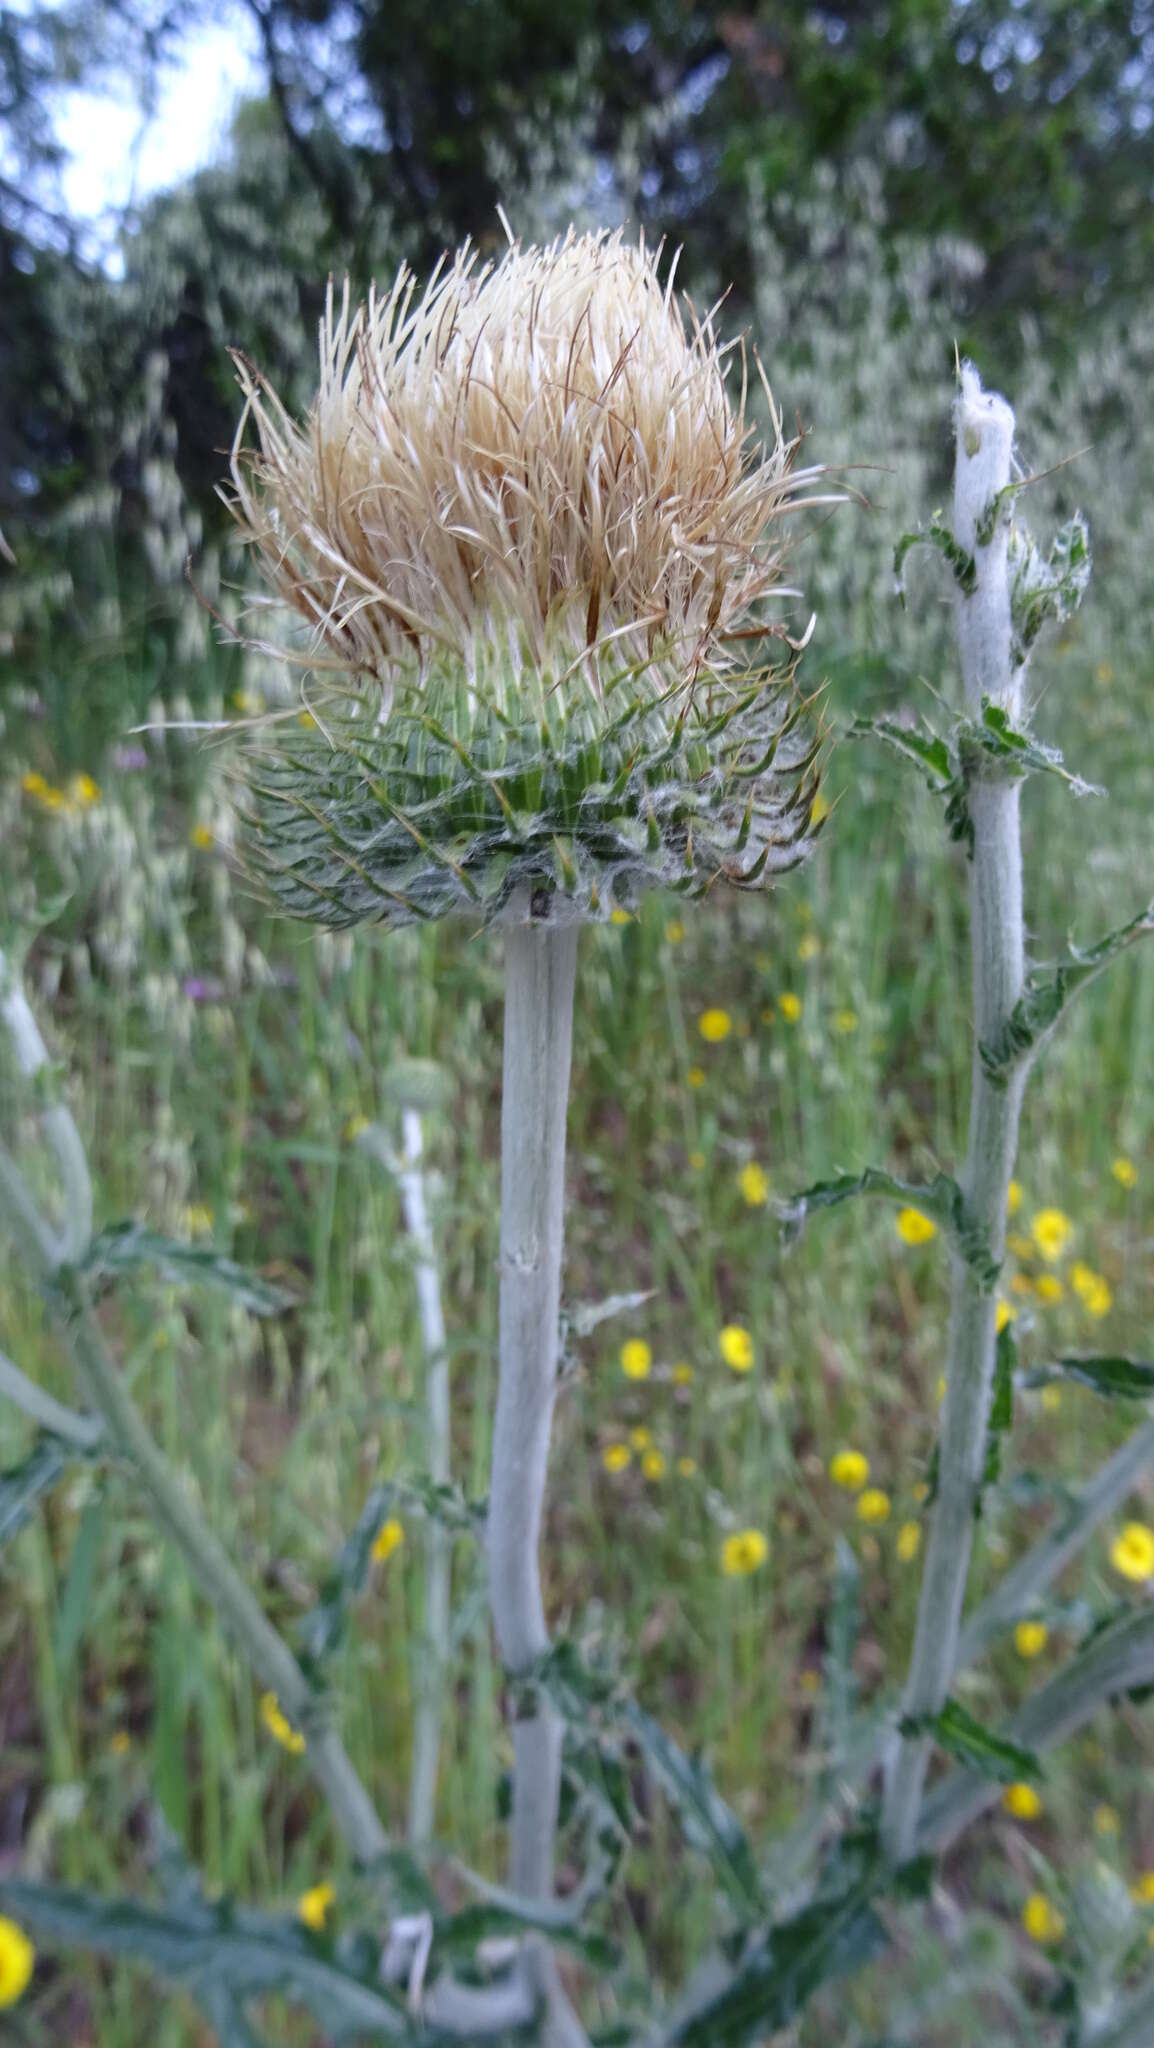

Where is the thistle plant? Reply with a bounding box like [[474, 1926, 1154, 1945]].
[[225, 224, 829, 1913]]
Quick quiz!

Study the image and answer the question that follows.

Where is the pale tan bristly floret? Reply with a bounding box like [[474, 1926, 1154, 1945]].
[[226, 228, 823, 710]]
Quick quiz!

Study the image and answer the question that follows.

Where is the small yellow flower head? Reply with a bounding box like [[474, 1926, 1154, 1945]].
[[260, 1691, 306, 1755], [1112, 1156, 1138, 1189], [830, 1449, 870, 1493], [1014, 1619, 1049, 1660], [1035, 1274, 1064, 1305], [298, 1882, 336, 1932], [183, 1204, 215, 1239], [896, 1520, 921, 1563], [689, 1149, 706, 1170], [191, 822, 215, 850], [699, 1008, 733, 1044], [738, 1162, 770, 1207], [1110, 1521, 1154, 1583], [67, 772, 101, 808], [641, 1447, 666, 1480], [896, 1207, 936, 1246], [671, 1362, 694, 1386], [719, 1324, 754, 1372], [629, 1426, 653, 1451], [1002, 1782, 1042, 1820], [1132, 1871, 1154, 1904], [687, 1065, 706, 1088], [602, 1442, 631, 1474], [1083, 1274, 1113, 1318], [676, 1455, 697, 1477], [665, 919, 684, 944], [608, 906, 631, 925], [21, 769, 48, 796], [1092, 1804, 1120, 1838], [995, 1300, 1016, 1334], [109, 1729, 132, 1756], [797, 933, 820, 962], [832, 1007, 859, 1035], [1007, 1179, 1023, 1216], [778, 991, 802, 1023], [721, 1528, 768, 1577], [1031, 1208, 1073, 1262], [620, 1338, 653, 1381], [371, 1517, 404, 1566], [856, 1488, 890, 1525], [1022, 1893, 1066, 1944], [0, 1918, 34, 2009]]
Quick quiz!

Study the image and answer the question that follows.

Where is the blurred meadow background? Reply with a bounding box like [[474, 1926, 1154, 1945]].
[[2, 3, 1153, 2040]]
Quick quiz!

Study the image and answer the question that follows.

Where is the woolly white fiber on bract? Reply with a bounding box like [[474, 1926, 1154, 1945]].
[[227, 227, 820, 711]]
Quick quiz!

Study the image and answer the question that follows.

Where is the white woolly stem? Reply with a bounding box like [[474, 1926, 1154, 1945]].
[[883, 368, 1028, 1861], [396, 1106, 452, 1849], [489, 909, 578, 1901]]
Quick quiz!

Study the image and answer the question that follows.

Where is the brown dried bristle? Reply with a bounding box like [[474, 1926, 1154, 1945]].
[[226, 227, 824, 711]]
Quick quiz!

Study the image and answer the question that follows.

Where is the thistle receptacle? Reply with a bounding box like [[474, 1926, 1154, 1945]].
[[226, 227, 830, 925]]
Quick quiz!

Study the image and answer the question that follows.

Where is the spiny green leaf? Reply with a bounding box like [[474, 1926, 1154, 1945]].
[[80, 1223, 295, 1316], [893, 515, 976, 603], [958, 699, 1103, 798], [778, 1168, 997, 1287], [0, 1434, 78, 1549], [901, 1697, 1042, 1784], [980, 899, 1154, 1085], [848, 714, 954, 790], [621, 1700, 765, 1919], [0, 1879, 417, 2042], [664, 1883, 887, 2045], [1024, 1356, 1154, 1401], [1009, 512, 1091, 663]]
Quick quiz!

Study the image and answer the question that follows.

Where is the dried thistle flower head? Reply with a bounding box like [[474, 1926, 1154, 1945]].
[[226, 226, 832, 928]]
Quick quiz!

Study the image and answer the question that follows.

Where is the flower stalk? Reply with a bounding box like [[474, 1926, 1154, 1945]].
[[489, 901, 579, 1900], [882, 369, 1029, 1860]]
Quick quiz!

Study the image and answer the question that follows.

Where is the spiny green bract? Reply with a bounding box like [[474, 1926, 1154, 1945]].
[[235, 657, 823, 929]]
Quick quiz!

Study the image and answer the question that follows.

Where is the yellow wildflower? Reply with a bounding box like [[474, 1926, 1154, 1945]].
[[67, 772, 101, 808], [629, 1426, 652, 1451], [1022, 1893, 1065, 1944], [689, 1150, 706, 1171], [1132, 1872, 1154, 1903], [779, 991, 802, 1022], [20, 770, 49, 796], [1110, 1521, 1154, 1583], [641, 1447, 666, 1480], [798, 933, 820, 962], [719, 1324, 753, 1372], [1084, 1275, 1113, 1318], [1112, 1156, 1138, 1189], [1002, 1782, 1042, 1820], [1031, 1208, 1072, 1262], [832, 1007, 859, 1034], [810, 792, 830, 825], [699, 1008, 732, 1043], [896, 1520, 921, 1563], [829, 1449, 870, 1493], [687, 1065, 705, 1088], [896, 1207, 936, 1246], [1035, 1274, 1064, 1305], [260, 1691, 306, 1755], [621, 1338, 653, 1381], [676, 1456, 697, 1477], [183, 1204, 215, 1238], [857, 1488, 890, 1524], [1007, 1180, 1022, 1216], [602, 1443, 631, 1474], [298, 708, 318, 728], [609, 906, 632, 925], [298, 1882, 335, 1932], [665, 919, 684, 944], [0, 1919, 34, 2009], [371, 1517, 404, 1566], [1014, 1620, 1048, 1660], [191, 822, 215, 849], [721, 1529, 768, 1577], [738, 1162, 769, 1207], [109, 1730, 132, 1756], [1093, 1804, 1120, 1838], [671, 1362, 694, 1386], [995, 1300, 1016, 1334]]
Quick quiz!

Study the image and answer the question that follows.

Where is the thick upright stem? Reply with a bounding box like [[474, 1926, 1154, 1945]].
[[397, 1106, 452, 1848], [883, 370, 1027, 1861], [489, 911, 578, 1901]]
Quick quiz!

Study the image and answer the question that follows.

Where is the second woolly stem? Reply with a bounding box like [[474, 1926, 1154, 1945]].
[[488, 910, 578, 1901]]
